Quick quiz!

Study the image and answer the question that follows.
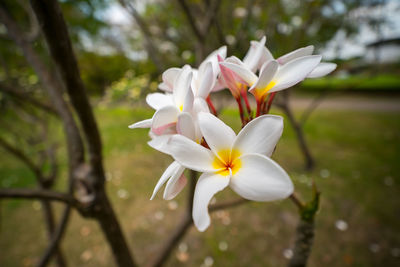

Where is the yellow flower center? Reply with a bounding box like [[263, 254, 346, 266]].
[[212, 148, 242, 176], [258, 80, 276, 98], [179, 105, 183, 111]]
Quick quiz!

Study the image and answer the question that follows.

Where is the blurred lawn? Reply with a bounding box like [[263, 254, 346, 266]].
[[1, 105, 399, 267], [301, 74, 400, 91]]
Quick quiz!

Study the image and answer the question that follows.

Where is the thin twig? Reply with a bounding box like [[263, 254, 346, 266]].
[[289, 193, 305, 210], [0, 188, 78, 206], [0, 136, 41, 178], [177, 0, 204, 41], [37, 205, 72, 267], [0, 83, 58, 116]]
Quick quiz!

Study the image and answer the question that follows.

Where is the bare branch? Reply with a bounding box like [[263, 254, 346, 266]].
[[0, 3, 85, 170], [0, 136, 41, 178], [38, 205, 72, 267], [119, 0, 164, 73], [209, 198, 249, 212], [289, 193, 305, 210], [177, 0, 204, 41], [203, 0, 222, 36], [30, 0, 107, 184], [149, 170, 197, 267], [0, 188, 77, 206], [0, 83, 58, 116], [16, 0, 40, 42]]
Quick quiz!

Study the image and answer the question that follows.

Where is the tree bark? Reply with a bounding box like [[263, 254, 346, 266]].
[[289, 220, 315, 267], [29, 1, 137, 266]]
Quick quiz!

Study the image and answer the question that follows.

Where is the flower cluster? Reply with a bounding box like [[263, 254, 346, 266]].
[[130, 36, 336, 231]]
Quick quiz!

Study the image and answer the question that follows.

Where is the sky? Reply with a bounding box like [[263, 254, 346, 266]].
[[102, 0, 400, 61]]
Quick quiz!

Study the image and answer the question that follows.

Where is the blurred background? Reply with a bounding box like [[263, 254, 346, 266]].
[[0, 0, 399, 266]]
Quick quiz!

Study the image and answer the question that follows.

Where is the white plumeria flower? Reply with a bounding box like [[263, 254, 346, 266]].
[[147, 100, 210, 200], [129, 65, 194, 135], [250, 37, 337, 78], [220, 55, 322, 102], [275, 45, 337, 78], [242, 36, 269, 72], [198, 46, 227, 93], [162, 112, 293, 231]]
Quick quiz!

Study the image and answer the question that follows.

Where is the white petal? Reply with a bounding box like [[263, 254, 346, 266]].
[[163, 165, 186, 200], [148, 134, 173, 154], [129, 119, 152, 129], [259, 45, 274, 69], [177, 112, 195, 140], [150, 161, 181, 200], [159, 82, 172, 92], [193, 172, 230, 231], [243, 36, 266, 72], [230, 154, 293, 201], [219, 62, 258, 86], [271, 55, 322, 92], [161, 67, 181, 91], [168, 135, 215, 172], [151, 106, 180, 135], [146, 93, 174, 110], [198, 112, 236, 156], [307, 62, 337, 78], [182, 86, 194, 112], [251, 60, 279, 92], [277, 45, 314, 65], [233, 115, 283, 156], [173, 65, 193, 107], [193, 97, 210, 114], [197, 62, 215, 99]]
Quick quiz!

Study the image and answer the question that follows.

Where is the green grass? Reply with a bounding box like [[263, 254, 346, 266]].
[[1, 106, 400, 267], [301, 74, 400, 91]]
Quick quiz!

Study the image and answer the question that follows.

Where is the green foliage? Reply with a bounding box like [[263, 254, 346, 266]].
[[78, 51, 134, 95], [100, 70, 158, 105]]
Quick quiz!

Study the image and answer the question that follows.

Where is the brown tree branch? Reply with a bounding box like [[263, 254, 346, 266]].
[[30, 0, 103, 182], [0, 2, 85, 171], [148, 170, 197, 267], [29, 2, 137, 266], [0, 136, 42, 178], [277, 91, 315, 170], [0, 188, 77, 206], [0, 83, 58, 116], [39, 201, 67, 267], [38, 205, 72, 267], [118, 0, 164, 73], [177, 0, 204, 41]]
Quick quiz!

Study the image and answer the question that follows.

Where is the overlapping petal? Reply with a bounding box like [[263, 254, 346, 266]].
[[277, 45, 314, 65], [159, 67, 180, 92], [163, 165, 186, 200], [150, 161, 181, 200], [198, 112, 236, 156], [167, 134, 215, 172], [151, 106, 180, 135], [270, 55, 322, 92], [249, 60, 279, 97], [146, 93, 174, 110], [230, 154, 293, 201], [193, 172, 230, 231], [307, 62, 337, 78], [128, 119, 152, 129], [233, 115, 283, 156], [176, 112, 195, 140], [219, 62, 258, 86]]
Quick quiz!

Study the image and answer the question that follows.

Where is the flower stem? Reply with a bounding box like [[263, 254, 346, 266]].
[[206, 95, 217, 116], [235, 97, 246, 126], [264, 92, 277, 114]]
